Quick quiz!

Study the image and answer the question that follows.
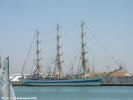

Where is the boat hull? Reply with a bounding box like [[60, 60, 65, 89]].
[[20, 79, 102, 86]]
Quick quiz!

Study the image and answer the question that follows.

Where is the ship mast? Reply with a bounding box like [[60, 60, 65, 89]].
[[0, 56, 1, 69], [57, 24, 63, 79], [81, 22, 88, 76], [92, 57, 95, 73], [35, 30, 41, 75]]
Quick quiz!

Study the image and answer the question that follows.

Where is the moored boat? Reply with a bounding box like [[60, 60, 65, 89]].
[[20, 22, 103, 86], [20, 77, 102, 86]]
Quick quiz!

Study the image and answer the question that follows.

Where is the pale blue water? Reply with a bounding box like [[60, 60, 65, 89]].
[[14, 86, 133, 100]]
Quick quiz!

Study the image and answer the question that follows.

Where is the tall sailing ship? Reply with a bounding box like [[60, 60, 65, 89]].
[[19, 22, 103, 86]]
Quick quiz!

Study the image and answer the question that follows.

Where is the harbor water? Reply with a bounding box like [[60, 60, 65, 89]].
[[14, 86, 133, 100]]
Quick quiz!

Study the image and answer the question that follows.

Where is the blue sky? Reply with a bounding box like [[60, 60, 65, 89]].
[[0, 0, 133, 74]]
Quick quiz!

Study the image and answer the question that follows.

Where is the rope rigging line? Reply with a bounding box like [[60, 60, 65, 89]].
[[21, 32, 37, 75], [86, 27, 121, 67]]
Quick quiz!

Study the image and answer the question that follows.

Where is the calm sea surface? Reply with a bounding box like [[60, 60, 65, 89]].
[[14, 86, 133, 100]]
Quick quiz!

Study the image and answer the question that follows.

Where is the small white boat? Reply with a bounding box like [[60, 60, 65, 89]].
[[0, 57, 16, 100]]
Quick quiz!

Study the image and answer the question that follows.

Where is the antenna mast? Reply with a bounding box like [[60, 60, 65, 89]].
[[81, 22, 88, 76], [57, 24, 63, 79]]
